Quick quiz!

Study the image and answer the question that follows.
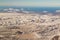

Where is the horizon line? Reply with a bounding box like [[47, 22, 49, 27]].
[[0, 6, 60, 7]]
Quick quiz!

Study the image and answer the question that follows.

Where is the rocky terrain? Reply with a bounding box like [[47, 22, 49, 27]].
[[0, 13, 60, 40]]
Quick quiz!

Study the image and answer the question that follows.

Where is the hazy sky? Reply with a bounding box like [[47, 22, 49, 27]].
[[0, 0, 60, 7]]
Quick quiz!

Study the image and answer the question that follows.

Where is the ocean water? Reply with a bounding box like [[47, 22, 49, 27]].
[[0, 6, 60, 14]]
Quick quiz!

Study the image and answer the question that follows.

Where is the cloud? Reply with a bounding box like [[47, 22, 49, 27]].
[[56, 10, 60, 12], [43, 11, 48, 13]]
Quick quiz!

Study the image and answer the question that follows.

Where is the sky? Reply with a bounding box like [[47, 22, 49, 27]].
[[0, 0, 60, 7]]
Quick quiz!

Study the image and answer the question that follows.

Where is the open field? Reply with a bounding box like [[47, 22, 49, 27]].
[[0, 13, 60, 40]]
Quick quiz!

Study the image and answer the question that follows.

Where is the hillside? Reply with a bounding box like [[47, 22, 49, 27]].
[[0, 13, 60, 40]]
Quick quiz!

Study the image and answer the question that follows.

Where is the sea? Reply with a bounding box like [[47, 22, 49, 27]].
[[0, 6, 60, 14]]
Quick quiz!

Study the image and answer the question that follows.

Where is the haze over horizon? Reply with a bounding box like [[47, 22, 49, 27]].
[[0, 0, 60, 7]]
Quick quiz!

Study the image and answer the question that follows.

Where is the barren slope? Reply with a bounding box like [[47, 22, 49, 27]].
[[0, 13, 60, 40]]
